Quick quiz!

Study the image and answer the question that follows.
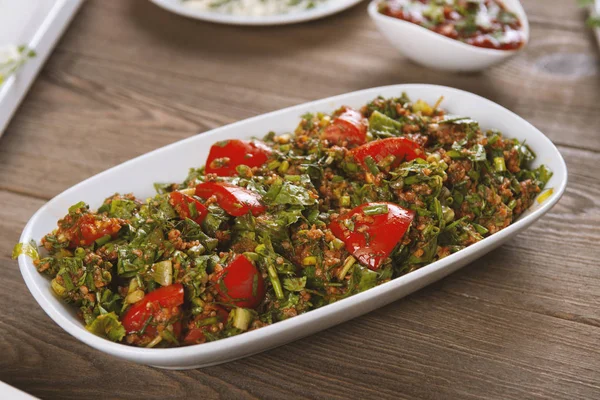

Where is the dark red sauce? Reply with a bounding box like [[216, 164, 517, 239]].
[[379, 0, 526, 51]]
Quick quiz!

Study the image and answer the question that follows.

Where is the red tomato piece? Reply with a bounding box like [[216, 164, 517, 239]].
[[172, 321, 182, 338], [205, 139, 272, 176], [195, 182, 266, 217], [322, 107, 367, 146], [183, 327, 205, 345], [169, 191, 208, 224], [68, 214, 122, 248], [183, 305, 229, 345], [329, 202, 415, 271], [122, 283, 185, 335], [212, 254, 265, 309], [350, 137, 426, 170]]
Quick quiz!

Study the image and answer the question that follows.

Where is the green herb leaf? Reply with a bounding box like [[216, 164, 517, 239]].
[[85, 312, 126, 342], [12, 240, 39, 260], [368, 110, 404, 138], [283, 276, 307, 292]]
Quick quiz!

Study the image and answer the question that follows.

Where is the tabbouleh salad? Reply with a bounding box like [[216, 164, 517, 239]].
[[14, 93, 552, 348]]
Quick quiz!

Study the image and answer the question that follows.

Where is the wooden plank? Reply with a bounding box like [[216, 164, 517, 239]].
[[1, 0, 600, 398], [0, 191, 44, 257], [522, 0, 590, 29], [2, 252, 599, 399]]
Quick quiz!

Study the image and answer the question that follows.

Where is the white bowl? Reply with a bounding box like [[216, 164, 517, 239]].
[[0, 0, 83, 137], [368, 0, 530, 72], [150, 0, 364, 26], [17, 84, 566, 369]]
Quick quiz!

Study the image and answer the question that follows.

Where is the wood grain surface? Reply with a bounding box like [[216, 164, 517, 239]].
[[1, 1, 599, 399]]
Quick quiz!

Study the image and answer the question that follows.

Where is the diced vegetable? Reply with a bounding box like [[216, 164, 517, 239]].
[[212, 254, 265, 309], [322, 107, 367, 145], [152, 260, 173, 286], [368, 110, 403, 137], [12, 241, 39, 261], [329, 202, 415, 270], [350, 137, 425, 171], [537, 188, 554, 204], [169, 191, 208, 224], [67, 213, 122, 248], [231, 307, 254, 331], [337, 255, 356, 280], [183, 306, 229, 345], [412, 99, 433, 116], [195, 182, 266, 217], [205, 139, 272, 176], [122, 284, 184, 337], [85, 312, 126, 342], [51, 278, 67, 297]]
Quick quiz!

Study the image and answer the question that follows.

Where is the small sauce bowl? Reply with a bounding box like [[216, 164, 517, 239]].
[[368, 0, 530, 72]]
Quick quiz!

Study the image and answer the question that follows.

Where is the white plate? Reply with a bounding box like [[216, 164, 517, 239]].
[[0, 0, 82, 137], [150, 0, 364, 25], [17, 84, 567, 369]]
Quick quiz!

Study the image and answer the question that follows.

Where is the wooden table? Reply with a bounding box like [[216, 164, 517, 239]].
[[1, 1, 599, 398]]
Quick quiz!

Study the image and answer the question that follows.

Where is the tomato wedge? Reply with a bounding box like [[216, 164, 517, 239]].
[[322, 107, 367, 146], [183, 305, 229, 345], [67, 214, 122, 248], [350, 137, 425, 170], [329, 202, 415, 271], [122, 283, 185, 335], [212, 254, 265, 309], [169, 191, 208, 224], [195, 182, 266, 217], [205, 139, 272, 176]]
